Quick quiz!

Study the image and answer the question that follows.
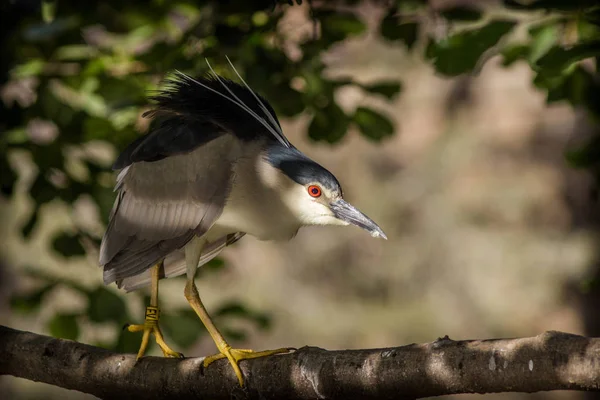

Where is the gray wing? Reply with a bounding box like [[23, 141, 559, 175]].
[[116, 232, 246, 292], [99, 133, 240, 285]]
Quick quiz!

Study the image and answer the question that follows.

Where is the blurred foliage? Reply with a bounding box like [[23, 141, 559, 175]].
[[2, 0, 600, 353]]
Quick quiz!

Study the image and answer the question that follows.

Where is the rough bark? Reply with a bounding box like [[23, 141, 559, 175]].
[[1, 325, 600, 399]]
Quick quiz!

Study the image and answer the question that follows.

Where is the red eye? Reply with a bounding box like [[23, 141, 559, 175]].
[[308, 185, 322, 198]]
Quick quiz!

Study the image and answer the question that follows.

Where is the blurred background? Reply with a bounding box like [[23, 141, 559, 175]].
[[2, 0, 600, 399]]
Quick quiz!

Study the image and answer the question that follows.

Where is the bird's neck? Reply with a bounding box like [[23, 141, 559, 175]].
[[212, 143, 302, 241]]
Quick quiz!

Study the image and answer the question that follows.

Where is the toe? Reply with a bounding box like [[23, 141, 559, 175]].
[[126, 324, 146, 333], [203, 352, 226, 367], [163, 350, 184, 358]]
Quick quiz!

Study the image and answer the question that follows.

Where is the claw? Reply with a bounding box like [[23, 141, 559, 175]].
[[126, 306, 182, 359], [204, 347, 294, 386]]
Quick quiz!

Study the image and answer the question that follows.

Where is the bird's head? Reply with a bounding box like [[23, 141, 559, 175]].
[[262, 145, 387, 240]]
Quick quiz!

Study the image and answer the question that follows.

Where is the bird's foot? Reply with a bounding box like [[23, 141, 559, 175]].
[[125, 306, 184, 359], [204, 346, 294, 386]]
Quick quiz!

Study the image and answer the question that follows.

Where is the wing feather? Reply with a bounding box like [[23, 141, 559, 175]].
[[100, 133, 240, 284], [116, 232, 245, 292]]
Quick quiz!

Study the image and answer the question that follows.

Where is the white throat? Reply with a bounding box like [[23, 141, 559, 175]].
[[209, 144, 303, 241]]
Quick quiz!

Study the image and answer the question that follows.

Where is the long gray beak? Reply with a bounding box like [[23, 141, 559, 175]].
[[330, 199, 387, 240]]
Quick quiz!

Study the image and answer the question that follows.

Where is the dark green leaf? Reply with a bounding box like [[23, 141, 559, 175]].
[[318, 11, 365, 43], [215, 301, 271, 330], [11, 285, 53, 314], [268, 86, 305, 117], [162, 309, 206, 349], [353, 107, 395, 141], [221, 327, 248, 342], [441, 6, 482, 21], [214, 24, 247, 48], [21, 209, 39, 238], [0, 155, 16, 197], [380, 12, 419, 50], [52, 232, 86, 257], [83, 117, 117, 142], [97, 77, 146, 108], [565, 135, 600, 169], [48, 313, 80, 340], [92, 185, 117, 224], [87, 287, 128, 323], [535, 64, 600, 119], [536, 41, 600, 76], [501, 44, 530, 66], [579, 17, 600, 41], [115, 327, 147, 354], [308, 102, 349, 143], [361, 81, 403, 99], [29, 175, 58, 205], [214, 302, 250, 318], [204, 258, 226, 272], [427, 20, 516, 76]]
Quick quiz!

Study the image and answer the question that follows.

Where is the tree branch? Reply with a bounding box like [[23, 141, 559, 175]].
[[1, 325, 600, 399]]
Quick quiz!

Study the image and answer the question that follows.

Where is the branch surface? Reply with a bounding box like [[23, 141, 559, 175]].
[[1, 325, 600, 399]]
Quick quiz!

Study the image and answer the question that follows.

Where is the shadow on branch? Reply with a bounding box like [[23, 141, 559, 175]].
[[1, 326, 600, 399]]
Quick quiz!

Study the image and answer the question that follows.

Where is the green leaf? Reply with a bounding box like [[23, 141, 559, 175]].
[[380, 12, 419, 50], [52, 233, 86, 257], [539, 66, 600, 118], [48, 313, 80, 340], [11, 59, 45, 78], [565, 135, 600, 169], [29, 175, 58, 205], [55, 45, 96, 61], [42, 0, 56, 23], [215, 301, 272, 330], [11, 285, 53, 314], [319, 11, 366, 43], [441, 6, 482, 21], [204, 258, 226, 272], [427, 20, 516, 76], [21, 209, 38, 238], [161, 309, 206, 349], [536, 41, 600, 77], [87, 287, 128, 323], [578, 18, 600, 41], [501, 44, 530, 66], [0, 155, 16, 197], [308, 102, 349, 143], [3, 128, 28, 144], [361, 81, 402, 99], [115, 327, 147, 354], [528, 23, 560, 63], [269, 86, 305, 117], [221, 327, 248, 342], [353, 107, 395, 141], [92, 185, 118, 224], [214, 302, 251, 318]]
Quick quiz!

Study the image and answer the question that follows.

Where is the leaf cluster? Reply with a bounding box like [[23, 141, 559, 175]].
[[3, 0, 600, 346]]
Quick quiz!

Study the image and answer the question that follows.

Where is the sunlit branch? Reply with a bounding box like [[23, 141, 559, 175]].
[[1, 325, 600, 399]]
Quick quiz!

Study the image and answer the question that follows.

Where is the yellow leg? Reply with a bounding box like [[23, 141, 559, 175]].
[[126, 262, 183, 359], [184, 279, 292, 386]]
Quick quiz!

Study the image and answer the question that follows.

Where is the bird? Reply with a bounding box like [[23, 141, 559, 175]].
[[99, 59, 387, 387]]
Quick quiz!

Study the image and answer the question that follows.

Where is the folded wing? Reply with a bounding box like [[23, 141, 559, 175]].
[[100, 133, 240, 284]]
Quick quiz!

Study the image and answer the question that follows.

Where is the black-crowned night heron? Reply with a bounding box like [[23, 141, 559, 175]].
[[99, 60, 387, 386]]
